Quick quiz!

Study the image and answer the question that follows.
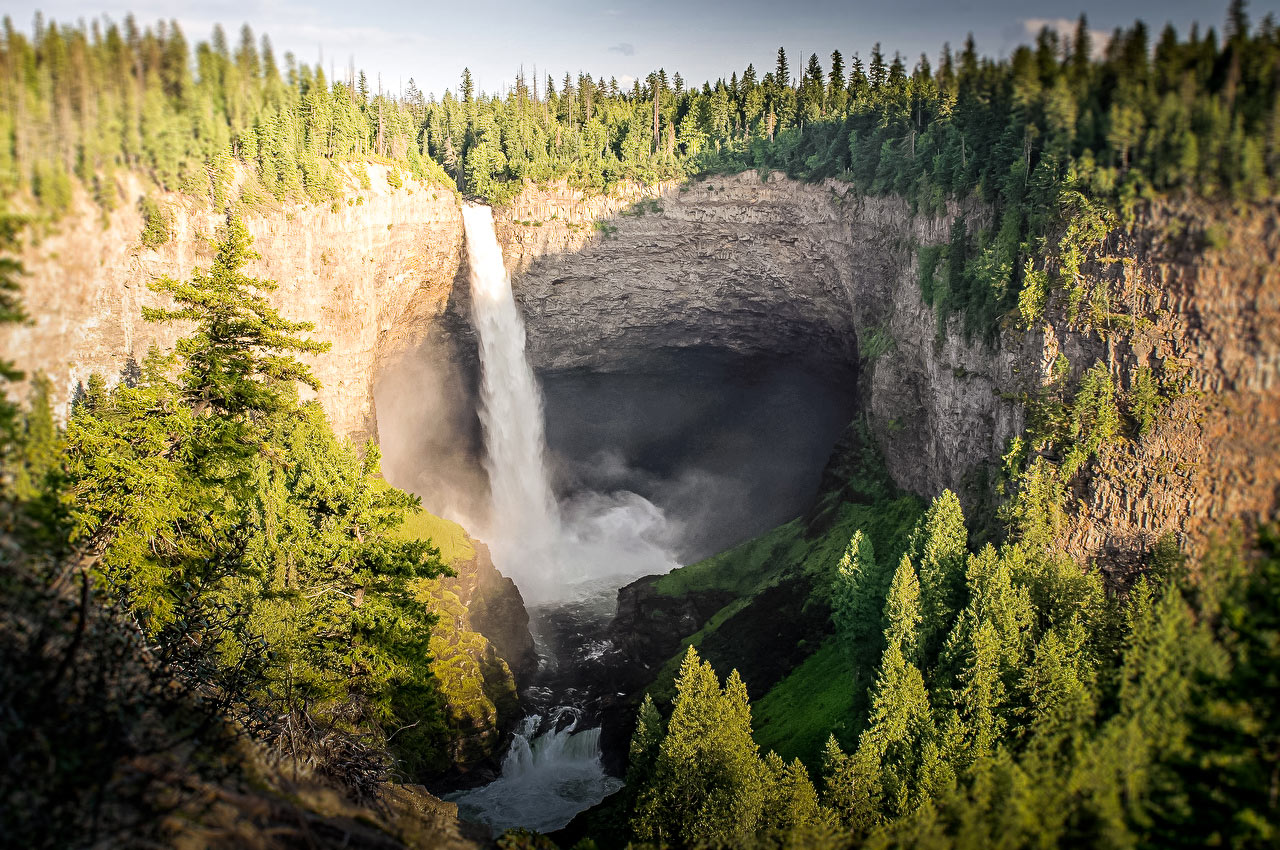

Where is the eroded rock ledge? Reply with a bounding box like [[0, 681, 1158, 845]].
[[6, 171, 1277, 570]]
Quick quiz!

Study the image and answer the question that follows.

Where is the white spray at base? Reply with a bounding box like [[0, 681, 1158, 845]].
[[447, 709, 623, 834], [461, 203, 679, 602], [456, 204, 674, 832]]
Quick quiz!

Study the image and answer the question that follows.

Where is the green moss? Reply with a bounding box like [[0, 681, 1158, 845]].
[[390, 503, 475, 565], [751, 640, 859, 767]]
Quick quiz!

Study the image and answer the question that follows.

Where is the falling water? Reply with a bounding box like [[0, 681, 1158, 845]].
[[463, 203, 566, 598], [446, 708, 623, 834], [458, 204, 674, 832]]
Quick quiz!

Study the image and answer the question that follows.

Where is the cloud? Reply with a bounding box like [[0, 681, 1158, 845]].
[[1019, 17, 1111, 58], [608, 42, 635, 56]]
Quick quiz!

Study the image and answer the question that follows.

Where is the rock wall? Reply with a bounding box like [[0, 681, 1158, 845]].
[[1, 164, 463, 440], [488, 174, 1277, 567], [492, 173, 1013, 510], [6, 169, 1276, 571], [1049, 201, 1280, 565]]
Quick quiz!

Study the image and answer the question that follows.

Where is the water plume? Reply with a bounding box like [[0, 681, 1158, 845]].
[[463, 203, 678, 602]]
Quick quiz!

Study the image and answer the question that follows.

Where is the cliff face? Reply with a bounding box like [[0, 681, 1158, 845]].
[[491, 176, 1277, 566], [1, 164, 463, 440], [1048, 202, 1280, 565], [7, 170, 1277, 572], [491, 173, 1015, 513]]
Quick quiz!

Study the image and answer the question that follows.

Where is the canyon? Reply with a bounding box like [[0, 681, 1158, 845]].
[[6, 161, 1278, 840], [8, 170, 1276, 573]]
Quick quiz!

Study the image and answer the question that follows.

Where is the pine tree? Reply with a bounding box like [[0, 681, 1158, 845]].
[[626, 692, 663, 796], [143, 214, 329, 429], [831, 530, 887, 674], [884, 555, 923, 664], [631, 647, 765, 847], [828, 50, 847, 115], [909, 490, 968, 659]]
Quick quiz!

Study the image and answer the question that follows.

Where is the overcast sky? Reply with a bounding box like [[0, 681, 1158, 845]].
[[8, 0, 1277, 98]]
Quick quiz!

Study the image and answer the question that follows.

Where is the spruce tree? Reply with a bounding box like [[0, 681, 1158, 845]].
[[831, 529, 886, 674], [632, 647, 765, 847], [909, 489, 968, 659]]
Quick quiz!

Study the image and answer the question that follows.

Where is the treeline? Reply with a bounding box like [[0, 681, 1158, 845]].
[[619, 492, 1279, 849], [3, 4, 1276, 216], [4, 5, 1276, 341], [0, 212, 455, 845], [0, 13, 446, 217]]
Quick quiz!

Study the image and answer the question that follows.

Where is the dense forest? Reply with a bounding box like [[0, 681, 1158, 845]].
[[2, 2, 1277, 339], [1, 3, 1278, 848]]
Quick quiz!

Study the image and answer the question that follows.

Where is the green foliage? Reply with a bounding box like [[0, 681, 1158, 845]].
[[630, 647, 830, 848], [860, 325, 896, 363], [907, 490, 967, 659], [0, 205, 27, 447], [751, 641, 859, 767], [143, 214, 330, 424], [8, 11, 1274, 255], [1061, 362, 1121, 479], [59, 218, 451, 778], [138, 195, 172, 248], [830, 530, 883, 663], [631, 647, 768, 847], [10, 372, 62, 504]]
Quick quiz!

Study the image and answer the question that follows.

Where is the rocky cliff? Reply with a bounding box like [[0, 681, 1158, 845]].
[[6, 169, 1276, 572], [1, 164, 462, 440], [487, 175, 1277, 567]]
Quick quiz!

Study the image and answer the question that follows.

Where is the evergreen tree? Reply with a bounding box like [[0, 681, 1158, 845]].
[[632, 647, 766, 847], [908, 490, 968, 660], [831, 529, 887, 675], [0, 207, 26, 449], [884, 555, 923, 664]]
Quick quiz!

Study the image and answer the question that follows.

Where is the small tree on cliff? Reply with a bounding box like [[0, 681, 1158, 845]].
[[143, 212, 329, 426]]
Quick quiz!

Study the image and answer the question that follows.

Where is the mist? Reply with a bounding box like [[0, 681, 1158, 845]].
[[378, 336, 855, 597]]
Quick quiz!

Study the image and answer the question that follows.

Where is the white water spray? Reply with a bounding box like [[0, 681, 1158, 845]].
[[463, 204, 567, 598], [462, 203, 679, 601], [447, 709, 623, 834]]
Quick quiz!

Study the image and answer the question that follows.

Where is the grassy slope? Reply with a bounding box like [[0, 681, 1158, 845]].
[[389, 499, 476, 565], [641, 490, 923, 770], [751, 640, 858, 766]]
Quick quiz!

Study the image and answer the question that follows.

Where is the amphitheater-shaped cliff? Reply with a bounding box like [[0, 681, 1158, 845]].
[[5, 169, 1277, 572]]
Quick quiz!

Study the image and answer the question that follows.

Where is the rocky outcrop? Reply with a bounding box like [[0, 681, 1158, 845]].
[[443, 539, 539, 683], [610, 575, 735, 671], [1048, 202, 1280, 564], [7, 169, 1276, 572]]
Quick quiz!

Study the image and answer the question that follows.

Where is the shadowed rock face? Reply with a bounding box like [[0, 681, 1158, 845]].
[[489, 174, 1016, 516], [10, 170, 1278, 572]]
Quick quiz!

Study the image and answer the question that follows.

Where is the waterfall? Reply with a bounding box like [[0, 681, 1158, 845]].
[[445, 708, 623, 834], [463, 203, 566, 598], [463, 203, 681, 601], [455, 205, 673, 832]]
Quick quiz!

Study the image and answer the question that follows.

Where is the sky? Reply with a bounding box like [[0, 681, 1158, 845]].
[[8, 0, 1278, 99]]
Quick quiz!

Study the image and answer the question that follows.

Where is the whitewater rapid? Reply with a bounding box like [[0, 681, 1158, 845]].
[[446, 708, 623, 834]]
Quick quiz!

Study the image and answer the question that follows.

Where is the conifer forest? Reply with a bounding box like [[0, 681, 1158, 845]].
[[0, 2, 1278, 848]]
